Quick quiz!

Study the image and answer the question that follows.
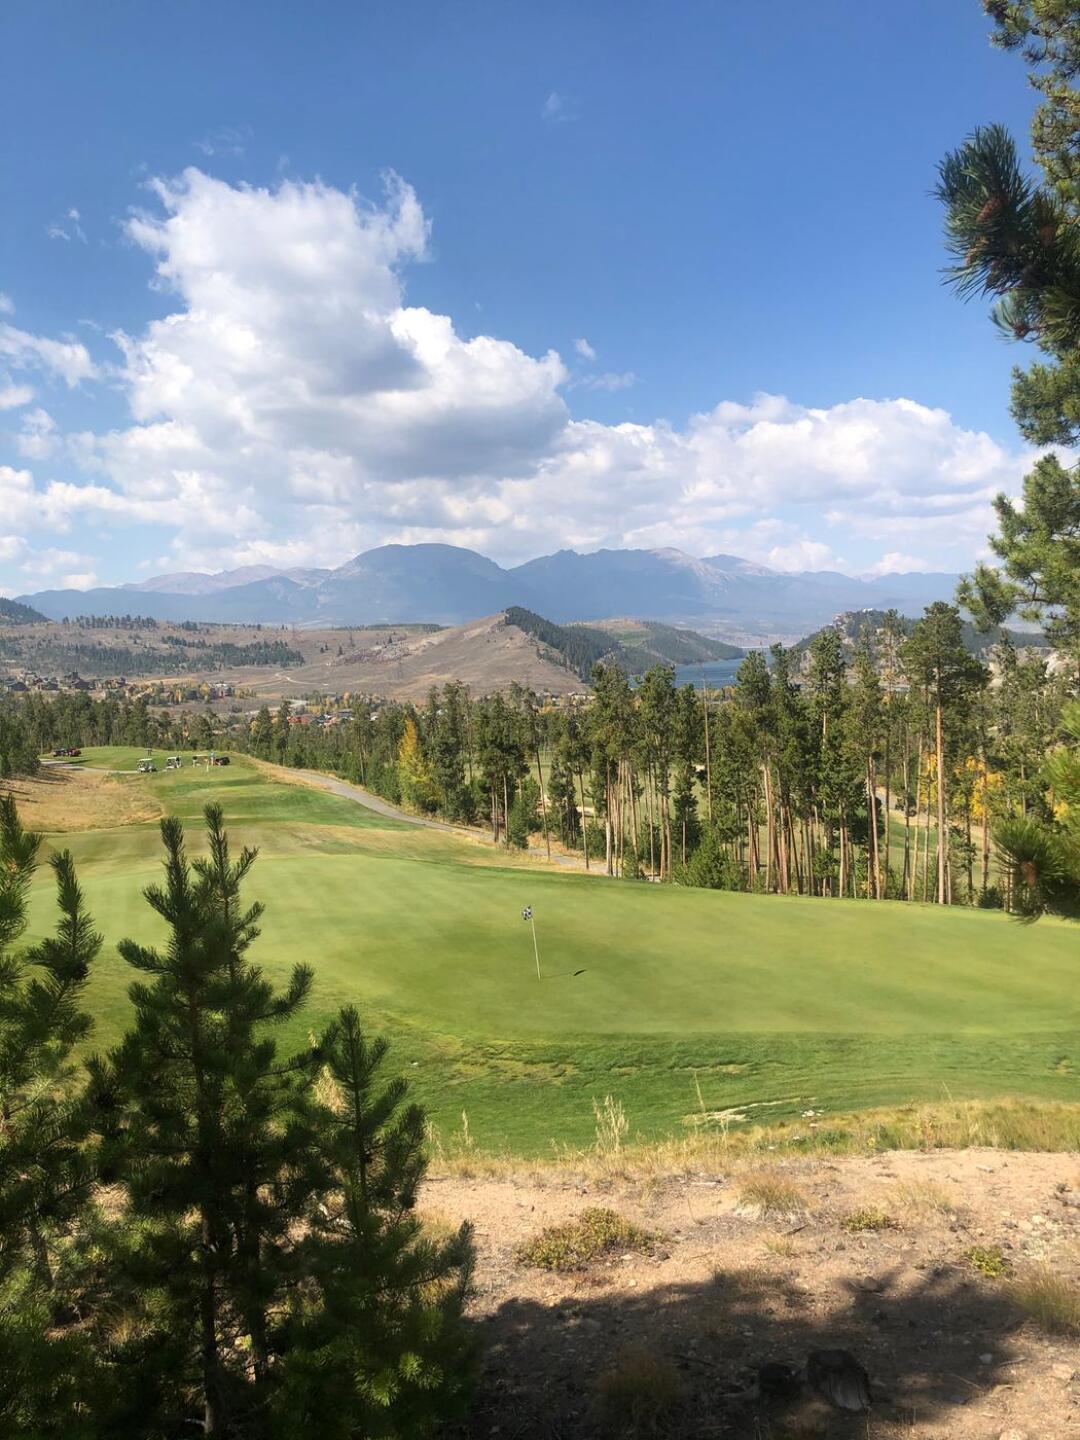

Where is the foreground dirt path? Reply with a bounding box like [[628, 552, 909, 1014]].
[[429, 1149, 1080, 1439]]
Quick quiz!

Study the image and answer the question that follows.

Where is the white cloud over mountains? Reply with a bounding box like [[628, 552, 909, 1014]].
[[0, 167, 1036, 588]]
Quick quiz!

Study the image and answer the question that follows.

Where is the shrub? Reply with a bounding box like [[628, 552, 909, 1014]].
[[964, 1244, 1010, 1278], [839, 1205, 899, 1233], [516, 1208, 656, 1272]]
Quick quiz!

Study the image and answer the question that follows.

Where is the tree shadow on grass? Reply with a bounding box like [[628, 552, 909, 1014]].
[[450, 1259, 1032, 1438]]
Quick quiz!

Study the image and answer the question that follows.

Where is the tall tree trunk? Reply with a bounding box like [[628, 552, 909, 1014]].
[[200, 1211, 222, 1436], [644, 762, 656, 877], [867, 760, 881, 900], [981, 767, 990, 898], [902, 735, 913, 900], [935, 696, 946, 905], [534, 745, 551, 860], [883, 729, 892, 894], [662, 771, 672, 882], [703, 687, 713, 824], [604, 764, 613, 876], [577, 770, 590, 870], [838, 816, 848, 898], [628, 760, 640, 859], [761, 764, 774, 893]]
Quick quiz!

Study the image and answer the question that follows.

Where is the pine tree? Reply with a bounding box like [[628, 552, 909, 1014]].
[[98, 805, 320, 1436], [0, 796, 103, 1436], [278, 1005, 474, 1438], [936, 19, 1080, 674], [902, 604, 988, 905], [997, 698, 1080, 919], [251, 705, 274, 760]]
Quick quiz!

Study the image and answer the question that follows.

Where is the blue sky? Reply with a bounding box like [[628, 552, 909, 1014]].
[[0, 1, 1045, 594]]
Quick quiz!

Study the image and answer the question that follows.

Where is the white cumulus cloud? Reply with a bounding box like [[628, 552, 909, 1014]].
[[0, 168, 1041, 584], [0, 321, 97, 386]]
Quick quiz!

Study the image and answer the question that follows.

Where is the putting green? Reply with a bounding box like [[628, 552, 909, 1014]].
[[22, 749, 1080, 1152]]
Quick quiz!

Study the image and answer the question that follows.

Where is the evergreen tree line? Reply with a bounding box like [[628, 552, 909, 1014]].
[[0, 796, 473, 1437], [243, 603, 1073, 909], [3, 594, 1076, 912], [2, 637, 304, 679]]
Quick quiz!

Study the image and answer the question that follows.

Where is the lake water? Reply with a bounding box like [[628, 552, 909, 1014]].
[[673, 657, 746, 689]]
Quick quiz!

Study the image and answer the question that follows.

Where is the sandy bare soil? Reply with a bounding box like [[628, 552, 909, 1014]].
[[429, 1149, 1080, 1439]]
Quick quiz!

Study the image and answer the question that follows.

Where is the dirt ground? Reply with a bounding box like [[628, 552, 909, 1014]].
[[429, 1149, 1080, 1439]]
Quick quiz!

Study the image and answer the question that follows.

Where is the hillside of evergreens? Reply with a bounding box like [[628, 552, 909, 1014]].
[[0, 597, 47, 624], [503, 607, 622, 679], [793, 608, 1051, 662]]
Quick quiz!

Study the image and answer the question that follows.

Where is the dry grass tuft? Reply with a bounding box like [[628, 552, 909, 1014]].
[[516, 1207, 656, 1272], [762, 1233, 798, 1258], [839, 1204, 899, 1233], [1009, 1262, 1080, 1336], [736, 1171, 807, 1219], [593, 1348, 681, 1436], [889, 1179, 958, 1221]]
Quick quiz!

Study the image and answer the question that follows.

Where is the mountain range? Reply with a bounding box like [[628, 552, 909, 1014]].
[[17, 544, 962, 643]]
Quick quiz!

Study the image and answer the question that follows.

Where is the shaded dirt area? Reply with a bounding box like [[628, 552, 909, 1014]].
[[430, 1149, 1080, 1438]]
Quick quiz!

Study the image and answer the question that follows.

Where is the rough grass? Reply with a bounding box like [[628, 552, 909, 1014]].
[[736, 1172, 807, 1219], [19, 748, 1080, 1156], [516, 1208, 656, 1271], [1009, 1263, 1080, 1336], [889, 1178, 959, 1221], [3, 768, 160, 833]]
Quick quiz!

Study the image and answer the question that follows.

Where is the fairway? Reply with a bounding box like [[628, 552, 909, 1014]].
[[21, 749, 1080, 1153]]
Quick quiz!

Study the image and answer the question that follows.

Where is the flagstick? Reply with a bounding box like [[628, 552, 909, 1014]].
[[530, 912, 542, 980]]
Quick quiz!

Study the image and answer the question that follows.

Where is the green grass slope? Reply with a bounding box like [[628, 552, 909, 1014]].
[[24, 749, 1080, 1153]]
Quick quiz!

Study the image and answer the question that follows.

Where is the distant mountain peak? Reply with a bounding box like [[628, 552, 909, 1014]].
[[14, 541, 961, 641]]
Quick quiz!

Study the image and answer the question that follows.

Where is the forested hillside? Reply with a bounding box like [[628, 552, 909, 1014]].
[[6, 598, 1074, 912], [584, 618, 743, 670], [0, 597, 47, 624], [503, 607, 622, 678], [794, 608, 1051, 664]]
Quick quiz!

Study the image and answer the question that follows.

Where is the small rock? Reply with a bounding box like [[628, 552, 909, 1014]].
[[998, 1431, 1027, 1440], [855, 1275, 885, 1292], [979, 1353, 993, 1364], [1051, 1363, 1076, 1381], [1056, 1189, 1080, 1209]]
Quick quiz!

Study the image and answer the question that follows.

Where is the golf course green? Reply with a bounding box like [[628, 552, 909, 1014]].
[[21, 748, 1080, 1153]]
